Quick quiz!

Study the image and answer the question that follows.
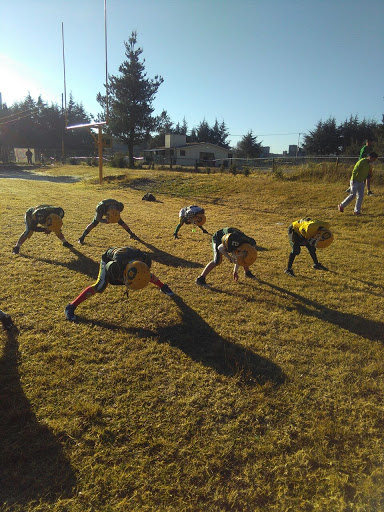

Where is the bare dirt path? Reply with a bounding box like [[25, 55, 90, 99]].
[[0, 165, 80, 183]]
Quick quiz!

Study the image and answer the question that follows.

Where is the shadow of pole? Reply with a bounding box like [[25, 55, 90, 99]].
[[0, 329, 76, 504]]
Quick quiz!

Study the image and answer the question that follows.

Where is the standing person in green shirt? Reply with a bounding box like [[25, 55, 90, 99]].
[[360, 139, 374, 195], [338, 152, 378, 215]]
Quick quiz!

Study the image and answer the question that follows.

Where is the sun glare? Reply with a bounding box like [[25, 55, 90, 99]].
[[0, 55, 58, 106]]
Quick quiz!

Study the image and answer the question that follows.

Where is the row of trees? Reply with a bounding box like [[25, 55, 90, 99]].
[[303, 116, 384, 156], [1, 30, 382, 164], [0, 94, 94, 159]]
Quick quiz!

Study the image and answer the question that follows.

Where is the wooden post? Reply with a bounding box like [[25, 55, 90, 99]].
[[98, 125, 103, 184], [335, 157, 339, 172], [272, 158, 275, 173]]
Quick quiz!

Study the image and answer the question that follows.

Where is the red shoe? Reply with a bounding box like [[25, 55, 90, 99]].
[[338, 204, 344, 213]]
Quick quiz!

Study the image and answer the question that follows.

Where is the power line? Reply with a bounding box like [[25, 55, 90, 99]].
[[229, 132, 301, 137]]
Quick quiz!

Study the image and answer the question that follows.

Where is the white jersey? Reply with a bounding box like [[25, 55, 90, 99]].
[[180, 205, 204, 220]]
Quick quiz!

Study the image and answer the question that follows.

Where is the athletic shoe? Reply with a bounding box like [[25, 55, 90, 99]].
[[62, 241, 73, 248], [313, 263, 328, 270], [245, 270, 256, 279], [78, 237, 85, 245], [196, 276, 207, 286], [284, 268, 295, 277], [367, 191, 374, 196], [12, 246, 20, 255], [338, 204, 344, 213], [354, 211, 361, 216], [65, 304, 77, 322], [160, 284, 174, 296]]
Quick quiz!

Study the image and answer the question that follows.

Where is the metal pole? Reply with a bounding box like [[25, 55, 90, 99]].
[[104, 0, 109, 123], [61, 22, 67, 128], [98, 125, 103, 184]]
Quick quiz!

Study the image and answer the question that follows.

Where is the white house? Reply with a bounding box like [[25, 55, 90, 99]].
[[143, 134, 233, 167]]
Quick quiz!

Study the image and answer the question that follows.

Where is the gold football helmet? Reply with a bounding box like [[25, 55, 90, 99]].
[[44, 214, 63, 234], [123, 260, 151, 290], [105, 207, 120, 224], [233, 243, 257, 267]]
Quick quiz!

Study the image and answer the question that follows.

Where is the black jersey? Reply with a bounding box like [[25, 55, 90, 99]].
[[94, 199, 124, 222], [212, 227, 256, 252], [101, 247, 151, 284], [25, 205, 64, 231]]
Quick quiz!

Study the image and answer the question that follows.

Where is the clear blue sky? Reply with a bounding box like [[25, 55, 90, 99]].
[[1, 0, 383, 153]]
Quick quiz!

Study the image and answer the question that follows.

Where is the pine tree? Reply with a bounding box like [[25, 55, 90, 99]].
[[303, 117, 341, 155], [235, 130, 261, 158], [98, 31, 164, 167]]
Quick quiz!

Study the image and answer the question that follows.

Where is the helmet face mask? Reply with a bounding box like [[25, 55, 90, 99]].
[[312, 228, 334, 248], [193, 214, 206, 227], [105, 208, 120, 224], [123, 260, 151, 290], [233, 243, 257, 267], [45, 213, 63, 234]]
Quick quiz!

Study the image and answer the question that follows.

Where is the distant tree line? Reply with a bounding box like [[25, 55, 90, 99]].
[[1, 30, 382, 165], [0, 93, 94, 160], [302, 115, 384, 156]]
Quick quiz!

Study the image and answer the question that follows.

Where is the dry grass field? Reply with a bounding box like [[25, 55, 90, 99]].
[[1, 163, 383, 511]]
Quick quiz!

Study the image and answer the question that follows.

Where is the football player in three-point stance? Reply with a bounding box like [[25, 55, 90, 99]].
[[78, 199, 137, 245], [12, 205, 72, 254], [285, 218, 333, 277], [173, 205, 209, 239], [65, 246, 174, 322], [196, 227, 257, 286]]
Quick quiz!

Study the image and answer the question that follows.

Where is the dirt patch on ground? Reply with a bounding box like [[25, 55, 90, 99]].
[[0, 166, 80, 183]]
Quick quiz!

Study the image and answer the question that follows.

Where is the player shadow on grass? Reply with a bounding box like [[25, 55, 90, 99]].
[[20, 246, 100, 279], [79, 295, 286, 387], [135, 236, 204, 269], [0, 329, 76, 505], [327, 270, 384, 297], [258, 279, 384, 343]]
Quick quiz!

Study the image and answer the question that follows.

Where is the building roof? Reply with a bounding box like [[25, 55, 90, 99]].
[[144, 142, 231, 152]]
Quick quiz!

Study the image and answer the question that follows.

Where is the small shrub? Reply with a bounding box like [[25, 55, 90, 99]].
[[230, 164, 237, 175], [273, 168, 285, 180], [242, 166, 251, 177], [69, 157, 78, 165], [110, 153, 126, 168]]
